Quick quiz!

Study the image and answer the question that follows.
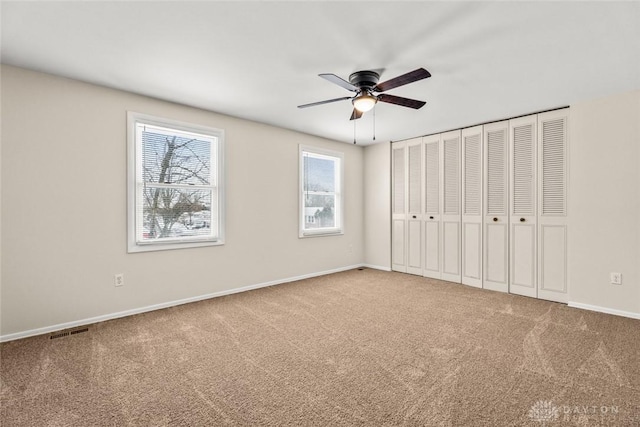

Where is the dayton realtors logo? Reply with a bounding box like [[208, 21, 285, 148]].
[[528, 400, 620, 424], [528, 400, 559, 425]]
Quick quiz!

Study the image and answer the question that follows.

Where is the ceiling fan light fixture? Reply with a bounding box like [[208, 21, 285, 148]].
[[352, 93, 377, 112]]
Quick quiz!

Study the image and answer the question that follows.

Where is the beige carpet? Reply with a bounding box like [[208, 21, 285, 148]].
[[1, 269, 639, 426]]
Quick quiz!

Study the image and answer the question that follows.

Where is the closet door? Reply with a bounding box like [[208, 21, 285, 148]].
[[461, 126, 483, 288], [441, 130, 461, 283], [483, 121, 509, 293], [509, 115, 537, 298], [406, 138, 423, 275], [423, 134, 441, 279], [391, 142, 407, 272], [537, 109, 569, 303]]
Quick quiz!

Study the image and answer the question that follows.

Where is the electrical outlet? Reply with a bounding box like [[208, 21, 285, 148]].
[[114, 273, 124, 287], [610, 272, 622, 285]]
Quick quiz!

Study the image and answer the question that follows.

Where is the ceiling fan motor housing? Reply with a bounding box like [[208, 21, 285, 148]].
[[349, 71, 380, 90]]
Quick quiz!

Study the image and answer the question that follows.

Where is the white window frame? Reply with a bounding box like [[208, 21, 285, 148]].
[[299, 145, 344, 238], [127, 112, 225, 253]]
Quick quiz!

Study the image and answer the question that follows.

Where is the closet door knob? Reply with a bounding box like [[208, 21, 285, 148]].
[[520, 218, 526, 222], [493, 217, 498, 222], [412, 215, 417, 219], [429, 216, 434, 220]]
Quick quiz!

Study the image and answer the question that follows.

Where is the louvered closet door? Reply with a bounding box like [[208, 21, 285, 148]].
[[423, 134, 441, 279], [406, 138, 423, 275], [537, 109, 569, 303], [441, 130, 462, 283], [461, 126, 483, 288], [391, 143, 407, 272], [509, 115, 537, 298], [483, 121, 509, 293]]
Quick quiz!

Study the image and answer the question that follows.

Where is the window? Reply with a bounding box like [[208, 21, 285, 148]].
[[127, 112, 224, 252], [299, 145, 343, 237]]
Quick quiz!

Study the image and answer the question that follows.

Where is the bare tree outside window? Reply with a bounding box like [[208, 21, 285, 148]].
[[141, 129, 214, 239], [128, 113, 224, 253]]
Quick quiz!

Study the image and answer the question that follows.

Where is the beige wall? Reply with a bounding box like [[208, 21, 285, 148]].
[[364, 142, 391, 269], [3, 64, 638, 338], [568, 90, 640, 315], [0, 65, 365, 337]]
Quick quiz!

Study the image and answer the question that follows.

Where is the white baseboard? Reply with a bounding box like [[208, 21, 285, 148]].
[[362, 264, 392, 271], [0, 264, 364, 343], [568, 301, 640, 320]]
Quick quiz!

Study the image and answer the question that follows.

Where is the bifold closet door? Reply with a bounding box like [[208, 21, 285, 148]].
[[509, 115, 537, 298], [391, 143, 407, 272], [406, 138, 423, 275], [537, 109, 569, 303], [441, 130, 461, 283], [461, 126, 483, 288], [423, 135, 441, 279], [483, 121, 509, 293]]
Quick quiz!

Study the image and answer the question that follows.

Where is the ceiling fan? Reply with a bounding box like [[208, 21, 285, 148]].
[[297, 68, 431, 120]]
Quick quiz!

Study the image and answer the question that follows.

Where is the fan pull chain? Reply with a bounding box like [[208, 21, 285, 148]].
[[353, 118, 356, 144], [373, 107, 376, 141]]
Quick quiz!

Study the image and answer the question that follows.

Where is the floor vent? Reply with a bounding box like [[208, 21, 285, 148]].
[[49, 327, 89, 340]]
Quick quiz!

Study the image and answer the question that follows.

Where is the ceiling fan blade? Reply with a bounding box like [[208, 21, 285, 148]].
[[298, 96, 352, 109], [377, 94, 426, 109], [374, 68, 431, 92], [350, 109, 363, 121], [319, 73, 358, 92]]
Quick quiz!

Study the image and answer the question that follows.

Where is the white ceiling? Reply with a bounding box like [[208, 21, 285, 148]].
[[2, 1, 639, 146]]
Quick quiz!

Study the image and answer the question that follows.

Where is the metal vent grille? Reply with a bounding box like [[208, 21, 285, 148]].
[[49, 327, 89, 340]]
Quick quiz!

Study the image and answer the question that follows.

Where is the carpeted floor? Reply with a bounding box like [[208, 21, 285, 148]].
[[1, 269, 639, 426]]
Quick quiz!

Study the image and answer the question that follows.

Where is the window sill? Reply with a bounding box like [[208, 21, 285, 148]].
[[128, 239, 224, 253], [299, 229, 344, 238]]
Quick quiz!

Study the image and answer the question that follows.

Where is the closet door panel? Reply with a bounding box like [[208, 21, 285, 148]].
[[407, 219, 422, 272], [540, 225, 567, 294], [509, 115, 537, 298], [424, 221, 440, 274], [406, 139, 423, 275], [485, 223, 508, 284], [483, 121, 509, 292], [512, 224, 536, 288], [441, 130, 461, 282], [392, 220, 406, 269], [423, 135, 441, 279], [443, 221, 460, 277], [537, 109, 569, 303], [391, 144, 407, 272], [463, 223, 482, 282], [461, 126, 483, 287]]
